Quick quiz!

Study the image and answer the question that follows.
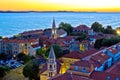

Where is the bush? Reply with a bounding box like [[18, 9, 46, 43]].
[[94, 37, 120, 49], [23, 60, 41, 80], [0, 53, 7, 60], [0, 67, 6, 78], [17, 53, 33, 63]]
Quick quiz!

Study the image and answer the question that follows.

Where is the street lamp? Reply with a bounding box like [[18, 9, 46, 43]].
[[117, 30, 120, 35]]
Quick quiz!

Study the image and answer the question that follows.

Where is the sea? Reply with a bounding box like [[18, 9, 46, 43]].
[[0, 12, 120, 37]]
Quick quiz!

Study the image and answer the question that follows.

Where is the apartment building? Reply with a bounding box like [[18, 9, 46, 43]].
[[0, 38, 39, 56]]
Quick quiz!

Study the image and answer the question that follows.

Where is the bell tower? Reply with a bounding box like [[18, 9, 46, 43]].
[[48, 47, 57, 78], [51, 18, 57, 39]]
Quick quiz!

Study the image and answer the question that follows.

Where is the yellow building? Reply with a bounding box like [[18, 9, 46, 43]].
[[80, 40, 89, 52], [59, 51, 82, 74]]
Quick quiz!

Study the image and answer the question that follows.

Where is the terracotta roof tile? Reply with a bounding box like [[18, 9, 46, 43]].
[[90, 51, 110, 67], [106, 61, 120, 74], [72, 60, 92, 68], [73, 25, 91, 31], [81, 49, 98, 58], [90, 71, 120, 80], [2, 38, 38, 43], [21, 29, 43, 35], [50, 73, 92, 80], [62, 51, 82, 59], [107, 47, 119, 54], [31, 44, 40, 48]]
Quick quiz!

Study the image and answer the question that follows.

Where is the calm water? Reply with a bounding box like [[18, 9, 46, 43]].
[[0, 12, 120, 37]]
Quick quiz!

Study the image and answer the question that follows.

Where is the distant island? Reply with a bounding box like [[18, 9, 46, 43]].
[[0, 11, 97, 13]]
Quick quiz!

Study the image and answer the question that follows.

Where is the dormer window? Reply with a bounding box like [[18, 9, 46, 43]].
[[116, 77, 120, 80], [107, 76, 111, 80], [81, 67, 86, 72], [75, 66, 78, 71]]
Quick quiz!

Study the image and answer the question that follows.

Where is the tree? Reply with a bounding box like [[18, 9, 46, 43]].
[[0, 53, 7, 60], [104, 25, 116, 34], [91, 22, 103, 32], [0, 67, 6, 78], [75, 33, 87, 41], [94, 38, 104, 49], [36, 47, 47, 58], [1, 66, 10, 72], [46, 44, 63, 58], [17, 53, 33, 63], [0, 36, 2, 39], [58, 22, 73, 35], [94, 37, 120, 49], [23, 60, 41, 80]]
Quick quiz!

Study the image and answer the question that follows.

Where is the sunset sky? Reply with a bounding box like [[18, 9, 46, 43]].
[[0, 0, 120, 12]]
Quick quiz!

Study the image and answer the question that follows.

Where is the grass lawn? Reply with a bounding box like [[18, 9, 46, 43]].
[[2, 65, 28, 80]]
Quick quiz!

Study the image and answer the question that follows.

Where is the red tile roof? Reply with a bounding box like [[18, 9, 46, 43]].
[[21, 29, 43, 35], [62, 51, 82, 59], [31, 44, 40, 48], [62, 36, 76, 42], [43, 36, 76, 47], [80, 40, 89, 44], [72, 60, 92, 68], [2, 38, 38, 43], [62, 49, 98, 60], [73, 25, 91, 31], [81, 49, 98, 58], [90, 51, 110, 67], [106, 61, 120, 74], [50, 73, 92, 80], [107, 47, 119, 54], [90, 71, 120, 80]]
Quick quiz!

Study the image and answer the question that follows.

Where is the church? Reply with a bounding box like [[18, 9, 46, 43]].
[[40, 46, 61, 80], [43, 19, 67, 39]]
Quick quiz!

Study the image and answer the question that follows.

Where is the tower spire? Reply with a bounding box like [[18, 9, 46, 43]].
[[48, 46, 57, 78], [51, 18, 57, 39], [52, 18, 56, 29], [48, 47, 56, 62]]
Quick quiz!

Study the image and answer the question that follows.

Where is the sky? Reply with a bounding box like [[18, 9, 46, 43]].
[[0, 0, 120, 12]]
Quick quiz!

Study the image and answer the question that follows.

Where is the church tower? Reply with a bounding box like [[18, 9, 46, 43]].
[[48, 47, 57, 78], [51, 18, 57, 39]]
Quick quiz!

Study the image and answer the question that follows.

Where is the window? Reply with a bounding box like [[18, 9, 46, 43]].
[[75, 66, 79, 71], [81, 67, 86, 72], [50, 65, 52, 69], [116, 78, 120, 80], [25, 44, 27, 46], [107, 76, 111, 80]]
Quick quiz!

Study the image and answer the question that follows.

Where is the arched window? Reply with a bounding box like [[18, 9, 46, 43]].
[[50, 65, 52, 69]]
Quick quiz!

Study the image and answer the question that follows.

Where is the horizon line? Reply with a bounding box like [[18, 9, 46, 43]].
[[0, 10, 120, 13]]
